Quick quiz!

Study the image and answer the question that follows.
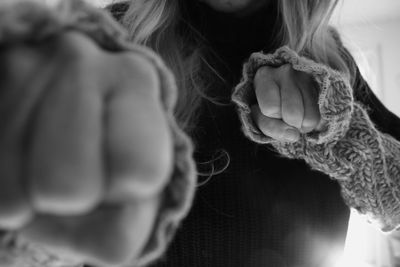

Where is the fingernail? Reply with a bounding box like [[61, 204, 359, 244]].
[[284, 128, 299, 142]]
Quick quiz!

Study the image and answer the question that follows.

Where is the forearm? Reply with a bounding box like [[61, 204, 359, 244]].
[[233, 46, 400, 232], [301, 103, 400, 232]]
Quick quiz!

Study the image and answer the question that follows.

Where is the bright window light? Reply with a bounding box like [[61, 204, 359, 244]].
[[334, 209, 394, 267]]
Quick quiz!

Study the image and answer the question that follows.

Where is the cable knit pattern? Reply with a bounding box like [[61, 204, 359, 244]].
[[232, 46, 400, 233], [0, 1, 196, 267]]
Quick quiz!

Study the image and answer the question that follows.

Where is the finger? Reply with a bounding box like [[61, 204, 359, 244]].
[[0, 127, 33, 229], [254, 66, 282, 119], [20, 197, 160, 266], [296, 72, 321, 133], [251, 105, 300, 142], [105, 55, 173, 201], [278, 65, 304, 129], [0, 47, 48, 229], [29, 69, 104, 215]]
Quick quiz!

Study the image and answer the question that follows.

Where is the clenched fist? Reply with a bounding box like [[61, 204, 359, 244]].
[[0, 31, 173, 266], [251, 64, 324, 142]]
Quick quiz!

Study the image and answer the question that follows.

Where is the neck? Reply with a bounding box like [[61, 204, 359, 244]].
[[230, 0, 272, 17]]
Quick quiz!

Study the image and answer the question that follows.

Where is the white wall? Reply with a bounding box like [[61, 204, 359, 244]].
[[335, 19, 400, 266], [336, 19, 400, 117]]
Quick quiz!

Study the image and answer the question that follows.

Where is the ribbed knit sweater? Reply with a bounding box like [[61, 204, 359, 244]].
[[1, 1, 400, 267]]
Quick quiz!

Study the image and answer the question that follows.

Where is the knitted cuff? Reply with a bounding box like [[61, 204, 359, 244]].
[[335, 104, 400, 232], [232, 46, 354, 149], [0, 1, 196, 267]]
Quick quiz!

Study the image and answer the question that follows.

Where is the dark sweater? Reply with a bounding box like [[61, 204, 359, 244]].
[[108, 2, 400, 267]]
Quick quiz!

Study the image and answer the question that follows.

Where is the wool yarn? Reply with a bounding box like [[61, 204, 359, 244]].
[[232, 46, 400, 233]]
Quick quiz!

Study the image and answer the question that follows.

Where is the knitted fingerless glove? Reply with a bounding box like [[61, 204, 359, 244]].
[[0, 1, 196, 266], [232, 46, 400, 233]]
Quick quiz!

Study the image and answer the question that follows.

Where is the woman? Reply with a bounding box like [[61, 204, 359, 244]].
[[0, 0, 399, 267], [115, 0, 400, 266]]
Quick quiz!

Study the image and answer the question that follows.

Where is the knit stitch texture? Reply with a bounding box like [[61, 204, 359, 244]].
[[232, 45, 400, 233], [0, 1, 196, 267]]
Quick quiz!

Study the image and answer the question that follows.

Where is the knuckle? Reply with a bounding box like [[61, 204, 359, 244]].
[[112, 162, 172, 200], [0, 203, 33, 230], [283, 104, 299, 117], [259, 104, 280, 117], [257, 117, 274, 134], [147, 146, 173, 192], [275, 129, 289, 141], [56, 32, 101, 68], [133, 138, 173, 197], [118, 53, 160, 95], [108, 129, 173, 200], [283, 110, 302, 128], [32, 187, 100, 215], [269, 127, 287, 141]]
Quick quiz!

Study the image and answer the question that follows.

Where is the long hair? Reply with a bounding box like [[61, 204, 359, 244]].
[[278, 0, 351, 77], [121, 0, 351, 133]]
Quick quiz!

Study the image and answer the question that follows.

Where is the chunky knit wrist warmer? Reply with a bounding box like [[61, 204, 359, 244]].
[[232, 46, 400, 233], [0, 1, 196, 267]]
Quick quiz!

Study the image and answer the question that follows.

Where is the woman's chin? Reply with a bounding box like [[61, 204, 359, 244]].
[[199, 0, 256, 13], [199, 0, 272, 16]]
